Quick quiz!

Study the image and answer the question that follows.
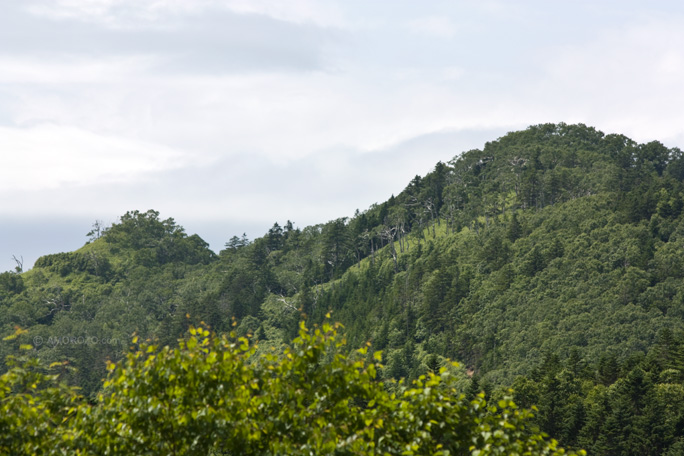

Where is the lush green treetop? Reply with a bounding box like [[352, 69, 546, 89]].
[[0, 322, 581, 455]]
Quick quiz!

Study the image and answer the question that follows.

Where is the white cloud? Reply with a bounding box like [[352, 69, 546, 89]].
[[0, 124, 189, 192], [440, 66, 465, 81], [3, 65, 505, 166], [408, 16, 457, 38], [25, 0, 346, 28], [655, 50, 684, 84], [0, 56, 156, 84], [534, 17, 684, 144], [215, 0, 345, 27]]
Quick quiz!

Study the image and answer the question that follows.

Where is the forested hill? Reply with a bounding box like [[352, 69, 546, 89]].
[[4, 123, 684, 454]]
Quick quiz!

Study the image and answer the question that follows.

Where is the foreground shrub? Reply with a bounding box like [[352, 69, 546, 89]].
[[1, 322, 582, 455]]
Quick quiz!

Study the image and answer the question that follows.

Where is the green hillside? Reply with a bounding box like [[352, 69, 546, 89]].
[[3, 123, 684, 454]]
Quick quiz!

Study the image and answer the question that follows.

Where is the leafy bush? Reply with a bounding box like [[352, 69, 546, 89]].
[[0, 323, 582, 455]]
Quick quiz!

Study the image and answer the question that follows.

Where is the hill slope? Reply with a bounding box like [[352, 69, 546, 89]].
[[3, 123, 684, 453]]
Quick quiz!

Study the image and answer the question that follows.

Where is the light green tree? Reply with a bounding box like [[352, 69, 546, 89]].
[[1, 321, 583, 455]]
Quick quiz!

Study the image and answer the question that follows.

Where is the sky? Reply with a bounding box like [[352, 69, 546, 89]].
[[2, 0, 684, 272]]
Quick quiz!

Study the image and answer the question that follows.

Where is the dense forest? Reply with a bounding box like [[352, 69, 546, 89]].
[[3, 123, 684, 454]]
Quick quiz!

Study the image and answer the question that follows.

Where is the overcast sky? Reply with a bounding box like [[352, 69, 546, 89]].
[[2, 0, 684, 272]]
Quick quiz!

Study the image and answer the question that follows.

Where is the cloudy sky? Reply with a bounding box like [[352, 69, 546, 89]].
[[2, 0, 684, 271]]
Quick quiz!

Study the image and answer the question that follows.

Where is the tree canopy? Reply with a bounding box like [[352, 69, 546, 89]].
[[0, 323, 580, 455]]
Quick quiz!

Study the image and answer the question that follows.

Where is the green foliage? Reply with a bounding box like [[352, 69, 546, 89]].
[[0, 272, 24, 297], [0, 324, 580, 455], [5, 123, 684, 453], [104, 209, 216, 266], [33, 252, 112, 279], [509, 330, 684, 455]]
